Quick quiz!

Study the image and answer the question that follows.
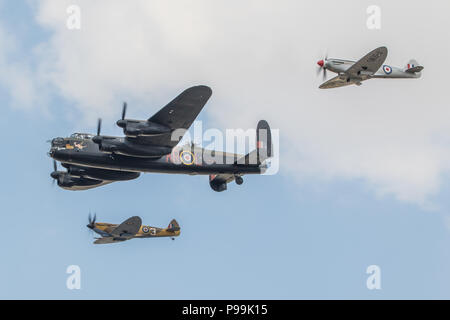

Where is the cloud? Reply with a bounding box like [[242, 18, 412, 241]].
[[0, 22, 43, 110], [6, 0, 450, 205]]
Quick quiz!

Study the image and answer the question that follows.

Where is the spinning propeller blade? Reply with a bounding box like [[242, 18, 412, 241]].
[[122, 102, 127, 120], [317, 52, 328, 81], [87, 212, 97, 229], [97, 118, 102, 136], [50, 160, 59, 186]]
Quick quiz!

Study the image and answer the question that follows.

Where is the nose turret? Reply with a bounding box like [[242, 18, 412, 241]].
[[51, 137, 64, 147]]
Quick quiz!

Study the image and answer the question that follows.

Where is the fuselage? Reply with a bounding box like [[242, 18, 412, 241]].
[[49, 136, 262, 176], [323, 58, 420, 79], [92, 222, 180, 239]]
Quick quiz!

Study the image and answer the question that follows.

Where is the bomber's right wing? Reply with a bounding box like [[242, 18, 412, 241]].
[[110, 216, 142, 238], [128, 86, 212, 148], [319, 76, 355, 89]]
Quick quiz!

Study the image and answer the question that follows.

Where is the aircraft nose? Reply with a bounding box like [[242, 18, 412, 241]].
[[51, 137, 64, 147], [317, 60, 324, 67]]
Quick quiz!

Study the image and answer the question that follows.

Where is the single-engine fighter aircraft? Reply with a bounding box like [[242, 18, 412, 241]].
[[87, 214, 180, 244], [48, 85, 273, 192], [317, 46, 423, 89]]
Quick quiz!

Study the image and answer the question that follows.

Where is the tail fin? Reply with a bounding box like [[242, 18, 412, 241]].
[[235, 120, 273, 166], [404, 59, 424, 75], [256, 120, 272, 164], [167, 219, 180, 232]]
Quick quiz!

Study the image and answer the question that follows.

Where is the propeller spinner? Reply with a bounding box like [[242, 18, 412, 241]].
[[317, 53, 328, 81], [87, 213, 97, 229]]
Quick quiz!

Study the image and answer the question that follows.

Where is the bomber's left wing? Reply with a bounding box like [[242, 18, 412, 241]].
[[128, 86, 212, 148], [110, 216, 142, 238], [345, 46, 388, 77], [319, 76, 355, 89]]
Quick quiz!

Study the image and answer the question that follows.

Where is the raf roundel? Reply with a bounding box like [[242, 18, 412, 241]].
[[383, 65, 392, 74], [180, 151, 195, 165], [142, 226, 149, 233]]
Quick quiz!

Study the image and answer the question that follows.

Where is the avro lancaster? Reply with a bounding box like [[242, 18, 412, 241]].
[[48, 86, 272, 192]]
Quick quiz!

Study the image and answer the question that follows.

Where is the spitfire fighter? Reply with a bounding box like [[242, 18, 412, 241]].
[[87, 214, 180, 244], [48, 85, 273, 192], [317, 46, 423, 89]]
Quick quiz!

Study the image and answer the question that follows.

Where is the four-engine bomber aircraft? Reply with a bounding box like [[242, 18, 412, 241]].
[[87, 214, 180, 244], [48, 85, 272, 192], [317, 46, 423, 89]]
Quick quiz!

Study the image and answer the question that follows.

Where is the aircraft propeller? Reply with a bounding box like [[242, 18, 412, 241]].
[[317, 53, 328, 81], [50, 160, 59, 186], [116, 102, 128, 129], [97, 118, 102, 136], [122, 102, 127, 120], [87, 212, 97, 229], [92, 118, 102, 147]]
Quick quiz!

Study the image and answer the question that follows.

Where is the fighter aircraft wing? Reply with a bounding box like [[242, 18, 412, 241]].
[[110, 216, 142, 237], [319, 76, 355, 89], [94, 237, 123, 244], [128, 86, 212, 148], [345, 46, 388, 77]]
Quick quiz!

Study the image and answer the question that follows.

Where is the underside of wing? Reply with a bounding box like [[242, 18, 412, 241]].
[[61, 179, 113, 191], [128, 86, 212, 148], [94, 237, 124, 244], [346, 46, 388, 77], [319, 76, 355, 89], [110, 216, 142, 237]]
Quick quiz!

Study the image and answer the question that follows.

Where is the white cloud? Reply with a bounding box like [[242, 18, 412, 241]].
[[0, 22, 42, 110], [5, 0, 450, 205]]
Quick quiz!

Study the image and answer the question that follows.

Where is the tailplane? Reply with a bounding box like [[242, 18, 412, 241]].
[[167, 219, 180, 232], [404, 59, 424, 76]]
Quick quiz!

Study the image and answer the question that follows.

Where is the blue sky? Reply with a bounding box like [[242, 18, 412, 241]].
[[1, 0, 450, 299]]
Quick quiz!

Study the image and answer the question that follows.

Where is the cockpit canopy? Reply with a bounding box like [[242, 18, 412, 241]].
[[70, 133, 94, 140]]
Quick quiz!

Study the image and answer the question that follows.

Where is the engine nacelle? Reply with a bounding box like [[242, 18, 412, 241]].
[[65, 165, 140, 181], [209, 176, 227, 192], [55, 173, 103, 189], [66, 166, 86, 177], [116, 120, 171, 137]]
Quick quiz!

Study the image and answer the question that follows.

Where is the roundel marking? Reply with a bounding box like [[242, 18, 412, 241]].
[[180, 151, 195, 165], [142, 226, 149, 233], [383, 65, 392, 74]]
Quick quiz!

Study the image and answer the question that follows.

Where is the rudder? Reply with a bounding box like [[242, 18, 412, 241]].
[[256, 120, 272, 164]]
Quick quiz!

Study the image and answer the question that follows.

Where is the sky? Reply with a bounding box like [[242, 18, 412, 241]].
[[1, 0, 450, 299]]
